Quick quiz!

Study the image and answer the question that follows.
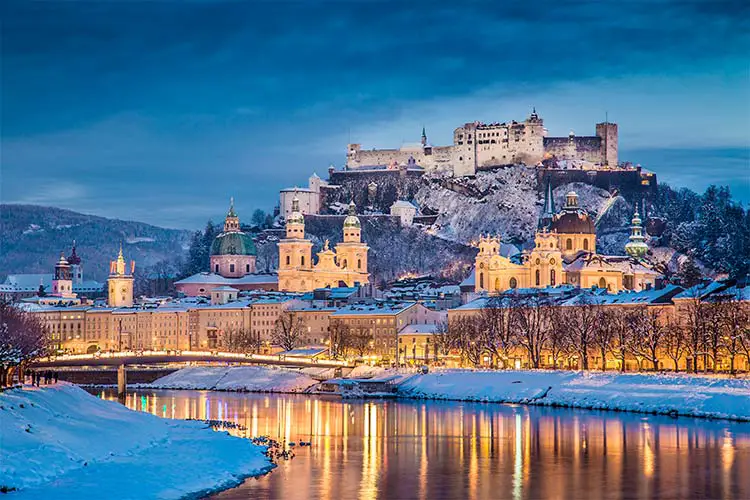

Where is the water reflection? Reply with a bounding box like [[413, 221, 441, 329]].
[[94, 389, 750, 500]]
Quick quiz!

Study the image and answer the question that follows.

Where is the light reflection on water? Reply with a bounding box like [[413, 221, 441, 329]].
[[94, 389, 750, 500]]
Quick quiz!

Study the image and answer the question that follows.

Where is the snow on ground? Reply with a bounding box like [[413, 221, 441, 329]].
[[0, 384, 273, 499], [148, 365, 318, 392], [398, 370, 750, 421]]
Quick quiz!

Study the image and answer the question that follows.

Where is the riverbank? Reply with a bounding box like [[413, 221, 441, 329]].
[[399, 370, 750, 421], [143, 365, 750, 421], [0, 384, 274, 499], [147, 365, 318, 392]]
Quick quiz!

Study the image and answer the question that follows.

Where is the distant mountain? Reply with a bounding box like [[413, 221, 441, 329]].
[[0, 205, 193, 282]]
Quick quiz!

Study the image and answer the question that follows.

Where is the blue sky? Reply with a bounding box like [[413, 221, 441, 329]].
[[2, 0, 748, 229]]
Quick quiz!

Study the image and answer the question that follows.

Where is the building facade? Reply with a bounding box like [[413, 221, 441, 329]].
[[277, 198, 369, 292], [108, 246, 135, 307]]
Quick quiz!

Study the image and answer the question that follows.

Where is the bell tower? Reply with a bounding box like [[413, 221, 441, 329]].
[[108, 245, 135, 307], [52, 253, 76, 298], [335, 201, 369, 283]]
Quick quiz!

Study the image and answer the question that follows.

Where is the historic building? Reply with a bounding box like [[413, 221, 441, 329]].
[[175, 200, 278, 296], [277, 197, 369, 292], [108, 246, 134, 307], [346, 110, 618, 177], [474, 189, 657, 294]]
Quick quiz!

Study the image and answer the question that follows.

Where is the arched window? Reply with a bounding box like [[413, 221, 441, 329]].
[[509, 277, 518, 289], [285, 255, 290, 266], [583, 238, 589, 251], [342, 259, 347, 268], [598, 277, 607, 289], [495, 277, 501, 291], [550, 269, 556, 286], [479, 272, 484, 289], [566, 239, 573, 250], [535, 269, 540, 286], [301, 256, 305, 266], [357, 259, 362, 269], [229, 263, 235, 273]]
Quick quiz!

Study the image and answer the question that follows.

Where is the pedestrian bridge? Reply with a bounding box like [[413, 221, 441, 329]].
[[32, 350, 354, 369]]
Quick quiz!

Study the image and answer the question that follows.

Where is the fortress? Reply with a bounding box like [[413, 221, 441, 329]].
[[346, 110, 618, 177]]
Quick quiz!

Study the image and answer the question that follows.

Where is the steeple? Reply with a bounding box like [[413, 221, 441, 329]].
[[625, 204, 648, 259], [421, 126, 427, 146], [539, 179, 556, 229]]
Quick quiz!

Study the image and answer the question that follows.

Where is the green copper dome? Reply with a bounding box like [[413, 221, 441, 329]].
[[210, 231, 257, 256]]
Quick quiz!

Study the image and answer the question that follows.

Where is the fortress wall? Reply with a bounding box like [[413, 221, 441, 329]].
[[326, 170, 425, 212], [536, 168, 657, 200]]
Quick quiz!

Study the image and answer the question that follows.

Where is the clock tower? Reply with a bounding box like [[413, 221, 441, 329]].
[[108, 245, 135, 307]]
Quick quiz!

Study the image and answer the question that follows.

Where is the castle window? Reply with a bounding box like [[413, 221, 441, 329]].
[[583, 239, 589, 251], [459, 156, 463, 161], [535, 269, 540, 286], [566, 239, 572, 250], [301, 256, 305, 266], [509, 277, 518, 289], [550, 269, 556, 286], [230, 264, 235, 273], [286, 255, 290, 266]]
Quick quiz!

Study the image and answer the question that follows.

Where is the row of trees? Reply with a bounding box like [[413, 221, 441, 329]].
[[0, 301, 50, 387], [436, 293, 750, 374]]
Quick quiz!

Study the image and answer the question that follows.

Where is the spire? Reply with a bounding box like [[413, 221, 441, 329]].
[[421, 126, 427, 146], [539, 179, 555, 229], [348, 199, 356, 216], [118, 242, 124, 259], [227, 196, 236, 217], [625, 203, 648, 259]]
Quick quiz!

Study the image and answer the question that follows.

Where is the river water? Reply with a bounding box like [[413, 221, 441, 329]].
[[93, 389, 750, 500]]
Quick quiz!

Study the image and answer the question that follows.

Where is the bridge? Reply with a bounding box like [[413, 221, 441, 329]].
[[32, 350, 353, 369]]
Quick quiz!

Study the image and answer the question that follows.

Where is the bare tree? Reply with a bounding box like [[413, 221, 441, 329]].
[[546, 306, 570, 369], [431, 320, 454, 364], [662, 322, 688, 371], [514, 294, 551, 369], [682, 289, 708, 373], [271, 310, 306, 352], [450, 316, 485, 368], [592, 308, 619, 371], [349, 328, 373, 358], [481, 297, 517, 368], [0, 301, 51, 387], [717, 292, 749, 375], [225, 327, 262, 354], [328, 319, 351, 359], [627, 306, 668, 371], [564, 295, 602, 370], [609, 308, 631, 372]]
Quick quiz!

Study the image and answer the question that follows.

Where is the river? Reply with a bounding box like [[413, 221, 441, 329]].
[[92, 389, 750, 500]]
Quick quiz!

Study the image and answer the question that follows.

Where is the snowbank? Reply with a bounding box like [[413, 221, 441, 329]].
[[398, 370, 750, 421], [148, 365, 317, 392], [0, 384, 273, 498]]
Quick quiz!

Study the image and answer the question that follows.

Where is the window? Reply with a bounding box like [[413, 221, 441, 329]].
[[246, 264, 250, 272], [215, 264, 219, 273], [357, 259, 362, 269], [286, 255, 290, 266], [342, 259, 347, 268], [509, 277, 518, 289], [535, 269, 540, 286], [583, 239, 589, 251], [301, 256, 305, 266], [598, 277, 607, 289], [479, 272, 484, 289], [566, 239, 573, 250], [550, 269, 556, 286], [230, 264, 235, 273]]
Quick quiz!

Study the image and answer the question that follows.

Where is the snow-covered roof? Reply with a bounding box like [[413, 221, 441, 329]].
[[331, 302, 418, 316], [391, 200, 417, 210], [673, 280, 730, 300], [175, 272, 278, 286], [399, 324, 439, 335], [211, 286, 239, 292], [2, 274, 104, 292], [562, 285, 682, 306], [460, 269, 476, 288]]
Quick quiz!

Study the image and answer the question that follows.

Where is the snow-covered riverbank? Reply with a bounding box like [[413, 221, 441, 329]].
[[0, 384, 274, 499], [147, 365, 318, 392], [398, 370, 750, 421]]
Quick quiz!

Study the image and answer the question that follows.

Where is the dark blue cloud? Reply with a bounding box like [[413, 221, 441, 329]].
[[1, 0, 748, 227]]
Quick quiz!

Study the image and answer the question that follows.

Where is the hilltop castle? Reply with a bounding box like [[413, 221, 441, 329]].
[[346, 110, 617, 177]]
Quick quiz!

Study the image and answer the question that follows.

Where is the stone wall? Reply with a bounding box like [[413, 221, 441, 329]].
[[56, 368, 177, 385], [327, 169, 425, 212]]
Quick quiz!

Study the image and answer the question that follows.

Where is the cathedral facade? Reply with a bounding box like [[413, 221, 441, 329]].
[[475, 188, 657, 294], [277, 197, 369, 292]]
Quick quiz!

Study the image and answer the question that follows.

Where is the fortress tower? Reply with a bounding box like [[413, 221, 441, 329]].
[[595, 121, 618, 166], [108, 245, 134, 307]]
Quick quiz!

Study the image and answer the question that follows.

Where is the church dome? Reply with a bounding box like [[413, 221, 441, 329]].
[[343, 200, 361, 228], [210, 231, 257, 256], [550, 212, 595, 234]]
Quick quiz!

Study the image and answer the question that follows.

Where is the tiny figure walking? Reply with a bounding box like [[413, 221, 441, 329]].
[[54, 371, 59, 383]]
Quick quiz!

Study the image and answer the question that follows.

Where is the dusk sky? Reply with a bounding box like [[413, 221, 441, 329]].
[[2, 0, 748, 229]]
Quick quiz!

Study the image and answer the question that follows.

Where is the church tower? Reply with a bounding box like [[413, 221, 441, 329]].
[[67, 240, 83, 285], [625, 206, 649, 259], [52, 253, 76, 298], [108, 245, 135, 307], [335, 201, 369, 284], [277, 195, 314, 291]]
